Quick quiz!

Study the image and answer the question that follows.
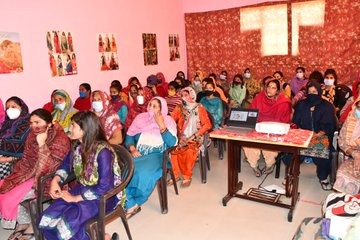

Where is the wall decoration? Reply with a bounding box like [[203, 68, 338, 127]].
[[47, 31, 77, 77], [0, 32, 23, 74], [142, 33, 158, 66], [169, 34, 180, 61], [98, 33, 119, 71]]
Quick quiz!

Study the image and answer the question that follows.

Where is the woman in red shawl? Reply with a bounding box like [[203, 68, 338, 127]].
[[155, 72, 168, 97], [122, 76, 142, 96], [91, 90, 123, 145], [0, 109, 70, 239], [243, 78, 292, 177]]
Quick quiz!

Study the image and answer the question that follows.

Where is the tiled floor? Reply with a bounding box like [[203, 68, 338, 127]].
[[1, 145, 332, 240]]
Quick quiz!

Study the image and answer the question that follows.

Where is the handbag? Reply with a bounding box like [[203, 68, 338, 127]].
[[300, 133, 330, 159]]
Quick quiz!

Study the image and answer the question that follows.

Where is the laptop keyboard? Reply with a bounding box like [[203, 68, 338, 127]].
[[225, 126, 253, 134]]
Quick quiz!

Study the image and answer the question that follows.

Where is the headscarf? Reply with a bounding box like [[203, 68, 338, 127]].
[[209, 76, 228, 102], [0, 97, 30, 157], [290, 75, 308, 96], [250, 82, 292, 123], [0, 122, 70, 194], [91, 90, 122, 140], [156, 72, 169, 93], [123, 77, 142, 95], [51, 89, 77, 133], [180, 87, 200, 137], [124, 87, 153, 128], [305, 81, 323, 107]]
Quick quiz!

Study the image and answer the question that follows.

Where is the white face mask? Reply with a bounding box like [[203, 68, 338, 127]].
[[55, 102, 66, 111], [193, 81, 201, 86], [6, 108, 21, 120], [219, 74, 226, 80], [244, 73, 251, 79], [137, 95, 144, 105], [92, 101, 103, 112], [324, 79, 335, 86], [296, 72, 304, 79]]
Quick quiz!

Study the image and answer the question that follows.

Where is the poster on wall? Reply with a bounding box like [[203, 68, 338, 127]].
[[98, 33, 119, 71], [0, 32, 23, 74], [169, 34, 180, 61], [47, 31, 77, 77], [142, 33, 158, 66]]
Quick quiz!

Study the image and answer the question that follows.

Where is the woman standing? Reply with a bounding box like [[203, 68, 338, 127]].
[[39, 111, 123, 240]]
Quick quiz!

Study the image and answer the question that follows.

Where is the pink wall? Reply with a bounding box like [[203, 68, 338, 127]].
[[0, 0, 186, 110], [182, 0, 280, 13]]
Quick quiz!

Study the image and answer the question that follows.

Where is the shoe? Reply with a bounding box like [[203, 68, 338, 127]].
[[126, 205, 141, 219], [319, 180, 332, 191], [252, 166, 262, 177], [263, 164, 275, 175], [180, 179, 192, 188], [111, 233, 119, 240]]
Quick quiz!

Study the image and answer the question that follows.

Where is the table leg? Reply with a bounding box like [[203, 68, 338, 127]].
[[223, 140, 243, 206], [286, 151, 300, 222]]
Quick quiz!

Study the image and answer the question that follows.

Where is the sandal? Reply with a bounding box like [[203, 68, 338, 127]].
[[252, 166, 262, 177], [167, 177, 180, 186], [319, 180, 332, 191], [126, 205, 141, 219], [180, 179, 192, 188], [263, 164, 275, 175]]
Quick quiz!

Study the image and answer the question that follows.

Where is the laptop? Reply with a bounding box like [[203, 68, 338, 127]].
[[224, 108, 259, 134]]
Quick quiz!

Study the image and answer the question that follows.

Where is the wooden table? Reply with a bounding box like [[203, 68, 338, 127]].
[[210, 128, 313, 222]]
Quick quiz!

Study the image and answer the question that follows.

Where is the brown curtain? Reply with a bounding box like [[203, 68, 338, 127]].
[[185, 0, 360, 85]]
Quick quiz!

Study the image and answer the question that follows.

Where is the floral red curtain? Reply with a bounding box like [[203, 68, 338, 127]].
[[185, 0, 360, 85]]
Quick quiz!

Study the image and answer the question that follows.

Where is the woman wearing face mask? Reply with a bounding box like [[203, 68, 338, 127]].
[[165, 81, 182, 114], [91, 90, 123, 145], [229, 74, 247, 108], [322, 68, 337, 104], [0, 109, 70, 239], [243, 67, 261, 108], [243, 79, 292, 177], [200, 81, 223, 129], [191, 70, 204, 94], [109, 84, 128, 124], [73, 83, 92, 111], [284, 82, 337, 190], [289, 66, 308, 96], [51, 89, 78, 134], [170, 87, 212, 187], [334, 98, 360, 194], [0, 97, 30, 180], [124, 97, 177, 218], [124, 85, 152, 129]]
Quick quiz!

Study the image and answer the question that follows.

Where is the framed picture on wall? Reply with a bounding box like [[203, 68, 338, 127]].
[[98, 33, 119, 71], [142, 33, 158, 66], [47, 30, 77, 77], [169, 34, 180, 61], [0, 32, 23, 74]]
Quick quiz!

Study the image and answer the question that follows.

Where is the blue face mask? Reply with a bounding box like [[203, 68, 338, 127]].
[[355, 109, 360, 119], [79, 91, 87, 98], [111, 95, 119, 100]]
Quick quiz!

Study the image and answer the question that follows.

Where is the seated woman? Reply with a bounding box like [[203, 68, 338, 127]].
[[109, 83, 128, 124], [111, 80, 129, 103], [91, 90, 123, 144], [52, 89, 78, 133], [229, 74, 247, 108], [0, 97, 5, 126], [289, 81, 337, 190], [42, 89, 57, 113], [243, 78, 292, 177], [73, 83, 92, 111], [170, 87, 212, 187], [0, 97, 30, 179], [200, 80, 223, 129], [124, 97, 177, 218], [39, 111, 123, 240], [333, 98, 360, 195], [124, 84, 152, 129], [0, 109, 70, 239]]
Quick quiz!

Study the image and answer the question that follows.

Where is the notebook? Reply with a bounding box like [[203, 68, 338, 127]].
[[225, 108, 259, 134]]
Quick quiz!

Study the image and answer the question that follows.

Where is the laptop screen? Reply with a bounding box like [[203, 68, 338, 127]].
[[227, 108, 259, 129]]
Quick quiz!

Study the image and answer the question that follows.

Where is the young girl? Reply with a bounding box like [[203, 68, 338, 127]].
[[39, 111, 123, 240]]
